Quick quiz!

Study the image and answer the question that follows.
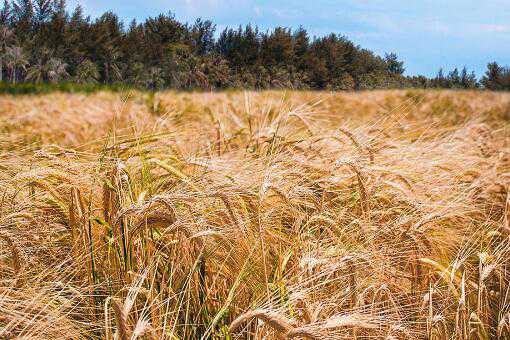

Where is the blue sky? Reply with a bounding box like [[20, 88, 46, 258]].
[[67, 0, 510, 77]]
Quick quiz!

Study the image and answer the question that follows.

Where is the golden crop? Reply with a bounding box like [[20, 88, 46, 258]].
[[0, 90, 509, 339]]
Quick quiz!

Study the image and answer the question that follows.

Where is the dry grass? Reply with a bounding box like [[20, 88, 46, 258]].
[[0, 89, 509, 339]]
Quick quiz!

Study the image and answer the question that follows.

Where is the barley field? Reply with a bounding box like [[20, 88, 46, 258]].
[[0, 90, 509, 339]]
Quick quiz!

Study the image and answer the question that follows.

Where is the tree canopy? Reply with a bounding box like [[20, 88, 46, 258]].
[[0, 1, 506, 91]]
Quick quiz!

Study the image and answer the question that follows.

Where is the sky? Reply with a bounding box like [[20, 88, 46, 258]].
[[66, 0, 510, 77]]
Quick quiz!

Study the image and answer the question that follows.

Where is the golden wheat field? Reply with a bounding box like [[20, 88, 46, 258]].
[[0, 89, 509, 339]]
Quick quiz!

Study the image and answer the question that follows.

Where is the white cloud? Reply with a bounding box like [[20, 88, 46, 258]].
[[181, 0, 224, 13], [479, 24, 510, 32]]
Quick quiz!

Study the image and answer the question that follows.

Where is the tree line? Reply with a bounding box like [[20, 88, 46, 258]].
[[0, 0, 509, 91]]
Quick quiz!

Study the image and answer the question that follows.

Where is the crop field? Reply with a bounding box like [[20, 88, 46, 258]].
[[0, 90, 509, 339]]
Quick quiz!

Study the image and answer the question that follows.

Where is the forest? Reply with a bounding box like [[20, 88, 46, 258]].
[[0, 0, 509, 91]]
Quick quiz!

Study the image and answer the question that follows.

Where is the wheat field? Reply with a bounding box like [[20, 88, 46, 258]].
[[0, 89, 509, 339]]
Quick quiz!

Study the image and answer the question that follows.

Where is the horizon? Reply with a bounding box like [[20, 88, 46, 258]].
[[66, 0, 510, 78]]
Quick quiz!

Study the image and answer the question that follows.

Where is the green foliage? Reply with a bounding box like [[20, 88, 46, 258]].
[[0, 81, 133, 94], [75, 59, 100, 83], [0, 1, 503, 91], [431, 66, 479, 89], [384, 53, 405, 75], [329, 73, 355, 91], [481, 62, 510, 90]]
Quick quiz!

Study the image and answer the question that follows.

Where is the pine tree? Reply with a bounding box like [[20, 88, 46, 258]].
[[481, 62, 502, 90], [12, 0, 34, 38], [384, 53, 405, 75], [190, 18, 215, 56], [0, 0, 10, 25], [292, 26, 309, 71], [34, 0, 52, 24]]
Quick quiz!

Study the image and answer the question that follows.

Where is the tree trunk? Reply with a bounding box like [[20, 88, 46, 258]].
[[0, 57, 2, 82], [105, 63, 109, 84]]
